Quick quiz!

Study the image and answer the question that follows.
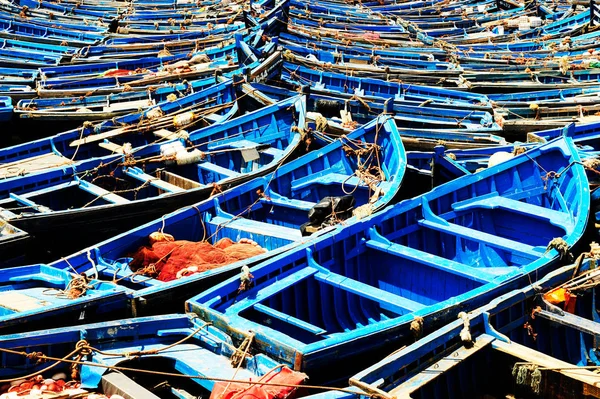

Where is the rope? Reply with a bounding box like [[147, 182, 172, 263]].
[[43, 274, 98, 300], [95, 322, 211, 358], [410, 316, 424, 341], [0, 346, 83, 384], [217, 334, 254, 399], [544, 237, 571, 260], [512, 363, 542, 394], [457, 312, 472, 345], [0, 346, 360, 395]]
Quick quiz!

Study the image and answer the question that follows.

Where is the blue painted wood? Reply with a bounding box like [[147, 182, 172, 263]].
[[0, 264, 128, 331], [187, 136, 589, 380], [347, 259, 600, 398], [0, 79, 240, 166], [0, 313, 292, 395]]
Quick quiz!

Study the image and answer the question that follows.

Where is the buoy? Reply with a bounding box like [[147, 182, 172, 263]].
[[173, 111, 195, 127], [176, 149, 204, 165], [488, 151, 514, 167]]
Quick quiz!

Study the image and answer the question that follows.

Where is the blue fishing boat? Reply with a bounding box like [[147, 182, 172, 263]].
[[529, 120, 600, 152], [276, 60, 491, 109], [0, 314, 308, 398], [348, 258, 600, 399], [0, 114, 404, 326], [186, 135, 589, 382], [255, 81, 499, 129], [0, 95, 306, 264], [489, 87, 600, 106], [250, 83, 504, 150], [282, 51, 461, 86], [0, 18, 103, 47], [0, 264, 128, 333], [12, 29, 277, 120], [0, 78, 242, 178], [15, 77, 221, 121]]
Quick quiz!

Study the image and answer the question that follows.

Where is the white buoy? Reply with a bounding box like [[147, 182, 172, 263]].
[[488, 151, 514, 168]]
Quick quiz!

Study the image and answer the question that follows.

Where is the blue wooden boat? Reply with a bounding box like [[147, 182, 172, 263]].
[[15, 77, 220, 121], [489, 87, 600, 106], [0, 18, 103, 47], [186, 135, 589, 382], [34, 59, 237, 99], [0, 95, 306, 264], [0, 314, 307, 398], [529, 120, 600, 151], [0, 264, 129, 333], [14, 114, 404, 319], [249, 83, 504, 150], [38, 53, 210, 80], [277, 31, 447, 58], [347, 259, 600, 399], [275, 59, 492, 111], [281, 51, 461, 86], [0, 78, 241, 178], [12, 29, 277, 118]]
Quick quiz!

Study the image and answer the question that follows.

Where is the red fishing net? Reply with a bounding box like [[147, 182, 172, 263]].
[[209, 366, 307, 399], [129, 237, 266, 282]]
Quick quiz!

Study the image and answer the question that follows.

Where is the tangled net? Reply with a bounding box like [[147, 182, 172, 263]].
[[0, 373, 95, 398], [129, 236, 266, 282]]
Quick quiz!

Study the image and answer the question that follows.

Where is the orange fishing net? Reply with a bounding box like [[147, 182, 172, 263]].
[[130, 237, 266, 282], [210, 366, 307, 399]]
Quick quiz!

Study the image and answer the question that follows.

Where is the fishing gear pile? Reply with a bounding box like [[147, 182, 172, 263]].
[[129, 234, 266, 282]]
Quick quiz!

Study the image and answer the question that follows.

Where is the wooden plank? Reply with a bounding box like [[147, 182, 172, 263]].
[[388, 334, 495, 397], [314, 271, 425, 313], [208, 216, 302, 240], [197, 162, 241, 178], [98, 141, 124, 154], [160, 170, 202, 190], [452, 195, 573, 229], [77, 180, 130, 204], [418, 219, 542, 259], [365, 238, 494, 284], [9, 193, 52, 213], [123, 167, 185, 193], [153, 128, 176, 139], [291, 172, 365, 192], [0, 182, 75, 205], [69, 126, 130, 147], [254, 303, 328, 336], [0, 292, 51, 312], [260, 197, 315, 212], [0, 153, 72, 178], [227, 267, 319, 314], [493, 339, 600, 388], [103, 99, 154, 112]]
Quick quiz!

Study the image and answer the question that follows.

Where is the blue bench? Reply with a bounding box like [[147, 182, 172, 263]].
[[197, 162, 241, 179], [452, 194, 573, 230], [77, 180, 129, 204], [314, 270, 425, 314], [208, 216, 303, 240], [124, 167, 186, 193], [365, 229, 496, 284]]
